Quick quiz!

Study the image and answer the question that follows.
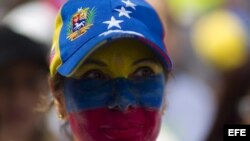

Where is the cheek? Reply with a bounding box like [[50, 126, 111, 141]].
[[64, 75, 165, 141]]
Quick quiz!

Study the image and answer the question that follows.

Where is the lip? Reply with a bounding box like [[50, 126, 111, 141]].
[[100, 124, 144, 139]]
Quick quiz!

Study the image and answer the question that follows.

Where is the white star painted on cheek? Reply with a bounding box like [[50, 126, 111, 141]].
[[103, 16, 124, 29], [115, 7, 132, 18], [122, 0, 136, 10]]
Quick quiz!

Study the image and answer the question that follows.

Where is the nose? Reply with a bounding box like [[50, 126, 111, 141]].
[[107, 78, 137, 112]]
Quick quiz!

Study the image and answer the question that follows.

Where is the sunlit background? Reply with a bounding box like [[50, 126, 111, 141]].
[[0, 0, 249, 141]]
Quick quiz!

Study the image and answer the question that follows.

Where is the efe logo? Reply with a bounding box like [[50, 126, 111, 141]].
[[224, 125, 250, 141], [228, 129, 246, 136]]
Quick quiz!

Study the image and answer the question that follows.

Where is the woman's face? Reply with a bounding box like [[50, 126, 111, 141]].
[[58, 39, 166, 141]]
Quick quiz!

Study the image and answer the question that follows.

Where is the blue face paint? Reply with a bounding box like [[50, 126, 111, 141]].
[[64, 74, 165, 112]]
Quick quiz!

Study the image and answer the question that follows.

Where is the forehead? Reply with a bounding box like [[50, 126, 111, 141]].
[[72, 39, 164, 78], [88, 39, 156, 60]]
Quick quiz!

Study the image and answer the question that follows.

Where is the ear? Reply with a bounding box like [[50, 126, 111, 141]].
[[161, 94, 167, 116], [49, 77, 68, 120]]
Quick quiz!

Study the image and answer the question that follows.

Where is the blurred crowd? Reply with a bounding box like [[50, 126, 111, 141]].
[[0, 0, 249, 141]]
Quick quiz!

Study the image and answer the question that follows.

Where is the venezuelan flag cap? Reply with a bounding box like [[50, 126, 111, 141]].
[[50, 0, 172, 77]]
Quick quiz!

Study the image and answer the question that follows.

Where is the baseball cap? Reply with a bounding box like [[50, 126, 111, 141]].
[[50, 0, 172, 77]]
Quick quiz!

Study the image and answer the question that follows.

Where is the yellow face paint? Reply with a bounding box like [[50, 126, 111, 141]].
[[73, 39, 163, 79]]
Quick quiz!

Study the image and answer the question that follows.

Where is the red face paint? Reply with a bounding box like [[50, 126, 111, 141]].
[[69, 108, 161, 141], [64, 74, 165, 141]]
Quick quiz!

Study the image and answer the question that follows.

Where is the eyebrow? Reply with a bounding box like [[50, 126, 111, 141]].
[[132, 58, 159, 66], [82, 59, 107, 67]]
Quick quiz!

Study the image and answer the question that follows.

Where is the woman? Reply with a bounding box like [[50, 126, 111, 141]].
[[49, 0, 172, 141], [0, 26, 54, 141]]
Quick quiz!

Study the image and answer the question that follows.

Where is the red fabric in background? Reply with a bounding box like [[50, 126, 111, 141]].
[[44, 0, 66, 9]]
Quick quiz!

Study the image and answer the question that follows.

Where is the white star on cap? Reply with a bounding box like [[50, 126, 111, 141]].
[[78, 7, 83, 12], [122, 0, 136, 10], [115, 7, 132, 18], [103, 16, 124, 29]]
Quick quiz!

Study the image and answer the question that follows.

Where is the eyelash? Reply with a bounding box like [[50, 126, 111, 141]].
[[129, 66, 155, 78], [81, 66, 155, 80], [81, 69, 108, 80]]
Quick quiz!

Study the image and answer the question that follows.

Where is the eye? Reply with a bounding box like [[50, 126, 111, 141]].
[[130, 66, 155, 78], [82, 69, 108, 80]]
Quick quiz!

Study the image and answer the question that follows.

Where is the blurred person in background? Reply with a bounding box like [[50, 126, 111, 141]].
[[191, 8, 250, 141], [1, 0, 63, 140], [159, 1, 250, 141], [205, 59, 250, 141], [157, 1, 223, 141], [0, 26, 55, 141]]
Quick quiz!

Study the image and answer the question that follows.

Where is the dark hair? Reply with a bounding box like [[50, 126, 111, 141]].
[[206, 59, 250, 141], [0, 26, 48, 71]]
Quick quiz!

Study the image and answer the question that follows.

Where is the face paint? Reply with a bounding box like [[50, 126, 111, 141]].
[[63, 39, 166, 141]]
